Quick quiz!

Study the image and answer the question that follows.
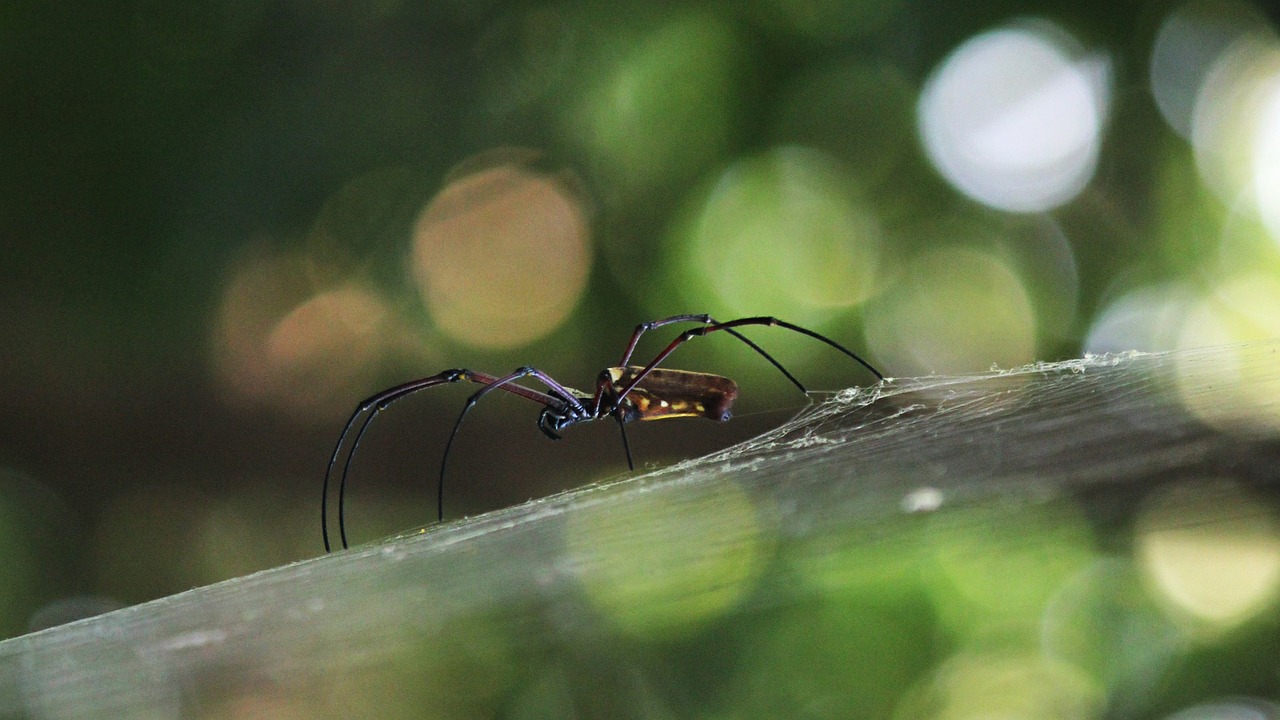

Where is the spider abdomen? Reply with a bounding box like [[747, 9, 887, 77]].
[[604, 366, 739, 423]]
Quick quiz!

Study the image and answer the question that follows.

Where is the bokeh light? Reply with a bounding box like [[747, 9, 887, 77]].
[[922, 500, 1096, 634], [1136, 481, 1280, 631], [1250, 74, 1280, 243], [411, 152, 591, 350], [1174, 271, 1280, 431], [1085, 283, 1196, 353], [1188, 28, 1280, 208], [1040, 559, 1183, 706], [1150, 0, 1270, 140], [897, 652, 1104, 720], [664, 147, 883, 323], [213, 249, 393, 418], [565, 481, 768, 638], [917, 20, 1111, 213], [568, 10, 746, 200], [864, 246, 1038, 374]]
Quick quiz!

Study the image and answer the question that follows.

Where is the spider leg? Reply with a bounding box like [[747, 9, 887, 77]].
[[615, 414, 635, 470], [617, 314, 715, 365], [438, 367, 590, 524], [324, 368, 574, 551], [618, 314, 811, 393], [324, 370, 466, 552], [715, 316, 884, 381], [614, 315, 883, 405]]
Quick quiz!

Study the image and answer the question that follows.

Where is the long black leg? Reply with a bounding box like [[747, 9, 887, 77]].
[[614, 316, 883, 405], [324, 371, 466, 552], [615, 415, 634, 470], [323, 369, 573, 551], [617, 315, 716, 366], [437, 367, 591, 523], [617, 315, 809, 393]]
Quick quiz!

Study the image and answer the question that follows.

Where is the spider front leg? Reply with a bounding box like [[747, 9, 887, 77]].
[[325, 369, 472, 552], [613, 315, 883, 405], [703, 317, 883, 381], [618, 315, 809, 393], [617, 314, 716, 366], [325, 367, 585, 551], [439, 367, 593, 520]]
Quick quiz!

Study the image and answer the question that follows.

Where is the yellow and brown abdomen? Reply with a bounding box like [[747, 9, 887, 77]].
[[603, 367, 739, 423]]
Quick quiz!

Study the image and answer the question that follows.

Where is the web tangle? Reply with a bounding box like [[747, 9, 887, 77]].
[[654, 341, 1280, 534]]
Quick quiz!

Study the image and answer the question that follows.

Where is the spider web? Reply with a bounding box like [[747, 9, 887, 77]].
[[584, 340, 1280, 541], [2, 341, 1278, 718]]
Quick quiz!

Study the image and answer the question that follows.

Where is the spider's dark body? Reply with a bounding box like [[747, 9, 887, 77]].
[[322, 315, 881, 551]]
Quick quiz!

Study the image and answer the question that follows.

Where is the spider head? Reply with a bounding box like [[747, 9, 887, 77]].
[[537, 404, 584, 440]]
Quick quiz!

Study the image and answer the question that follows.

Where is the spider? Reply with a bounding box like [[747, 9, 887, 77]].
[[321, 314, 883, 551]]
